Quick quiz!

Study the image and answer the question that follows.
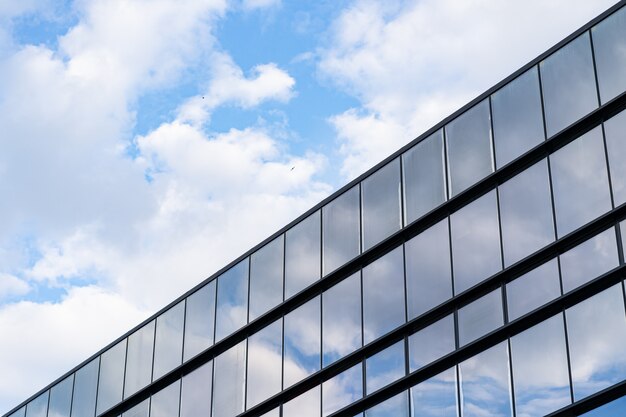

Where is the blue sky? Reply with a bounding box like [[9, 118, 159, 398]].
[[0, 0, 619, 413]]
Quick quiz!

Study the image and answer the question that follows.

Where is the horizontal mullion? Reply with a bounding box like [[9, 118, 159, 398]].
[[547, 379, 626, 417]]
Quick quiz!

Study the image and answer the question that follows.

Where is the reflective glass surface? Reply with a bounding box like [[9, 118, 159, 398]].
[[366, 340, 405, 394], [322, 363, 363, 417], [605, 109, 626, 206], [71, 358, 99, 417], [405, 219, 452, 319], [560, 227, 618, 293], [499, 159, 555, 266], [124, 320, 155, 398], [446, 99, 493, 196], [322, 272, 362, 367], [459, 342, 512, 417], [150, 380, 180, 417], [410, 368, 458, 417], [249, 235, 284, 321], [283, 386, 320, 417], [213, 340, 246, 417], [511, 314, 571, 416], [247, 320, 282, 409], [506, 258, 561, 321], [121, 399, 149, 417], [48, 375, 73, 417], [7, 408, 25, 417], [153, 301, 184, 381], [25, 392, 48, 417], [215, 259, 249, 342], [408, 314, 455, 372], [492, 67, 545, 167], [579, 395, 626, 416], [458, 288, 503, 346], [451, 190, 502, 293], [284, 296, 321, 388], [260, 408, 279, 417], [362, 246, 406, 344], [365, 391, 409, 417], [183, 280, 216, 361], [180, 361, 212, 417], [285, 210, 320, 299], [403, 130, 446, 224], [550, 126, 612, 237], [322, 185, 360, 275], [592, 6, 626, 104], [362, 158, 401, 251], [540, 32, 598, 137], [97, 339, 126, 415], [566, 284, 626, 400]]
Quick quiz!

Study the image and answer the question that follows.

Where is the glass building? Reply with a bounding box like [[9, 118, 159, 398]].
[[5, 3, 626, 417]]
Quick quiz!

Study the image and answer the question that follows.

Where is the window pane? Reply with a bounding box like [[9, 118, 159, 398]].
[[366, 340, 405, 394], [48, 375, 73, 417], [362, 246, 406, 344], [283, 386, 320, 417], [71, 358, 99, 417], [405, 219, 452, 319], [540, 32, 598, 137], [408, 314, 455, 372], [213, 340, 246, 417], [566, 284, 626, 400], [506, 258, 561, 321], [579, 395, 626, 416], [403, 130, 446, 224], [180, 361, 212, 417], [322, 185, 360, 275], [215, 259, 249, 342], [322, 272, 362, 367], [7, 407, 25, 417], [249, 235, 284, 321], [322, 363, 363, 417], [97, 339, 126, 415], [25, 392, 48, 417], [365, 391, 409, 417], [458, 288, 504, 347], [284, 296, 321, 388], [511, 314, 571, 416], [451, 190, 502, 293], [592, 6, 626, 104], [246, 320, 282, 409], [150, 380, 180, 417], [499, 159, 555, 266], [605, 110, 626, 206], [122, 399, 149, 417], [560, 227, 618, 293], [259, 408, 279, 417], [410, 367, 458, 417], [550, 126, 612, 237], [153, 301, 184, 381], [183, 280, 216, 361], [446, 99, 493, 196], [124, 320, 155, 398], [285, 211, 321, 298], [459, 342, 512, 417]]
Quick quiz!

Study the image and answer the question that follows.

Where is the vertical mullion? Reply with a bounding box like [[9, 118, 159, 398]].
[[68, 373, 76, 417], [617, 222, 625, 266], [588, 28, 603, 107], [600, 122, 617, 210], [93, 356, 102, 417], [151, 320, 157, 384], [562, 311, 576, 404], [488, 95, 498, 171], [45, 388, 51, 417], [507, 338, 517, 417]]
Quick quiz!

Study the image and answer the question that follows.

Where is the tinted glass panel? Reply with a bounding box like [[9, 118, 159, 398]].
[[247, 320, 282, 409], [511, 314, 571, 416], [451, 190, 502, 293], [260, 408, 279, 417], [322, 185, 360, 275], [71, 358, 99, 417], [322, 363, 363, 417], [25, 392, 48, 417], [284, 296, 321, 388], [410, 368, 458, 417], [183, 280, 216, 361], [409, 314, 455, 372], [285, 211, 320, 298], [458, 288, 503, 346], [560, 227, 618, 293], [446, 99, 493, 196], [405, 219, 452, 319], [605, 110, 626, 206], [180, 361, 212, 417], [249, 235, 284, 321], [365, 391, 409, 417], [362, 158, 401, 250], [592, 7, 626, 104], [566, 284, 626, 400], [362, 246, 405, 344], [121, 399, 149, 417], [492, 67, 545, 167], [124, 320, 155, 398], [322, 272, 361, 367], [7, 408, 25, 417], [150, 380, 180, 417], [213, 340, 246, 417], [579, 395, 626, 416], [506, 258, 561, 321], [283, 386, 320, 417], [97, 339, 126, 414], [366, 340, 405, 394], [550, 126, 612, 237], [540, 33, 598, 137], [215, 259, 249, 342], [153, 301, 184, 381], [499, 159, 554, 266], [403, 130, 446, 224], [459, 342, 512, 417], [48, 375, 73, 417]]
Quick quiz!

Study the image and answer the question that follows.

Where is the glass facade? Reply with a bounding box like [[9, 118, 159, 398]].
[[5, 4, 626, 417]]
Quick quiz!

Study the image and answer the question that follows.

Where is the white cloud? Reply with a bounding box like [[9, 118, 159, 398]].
[[241, 0, 281, 12], [0, 274, 30, 300]]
